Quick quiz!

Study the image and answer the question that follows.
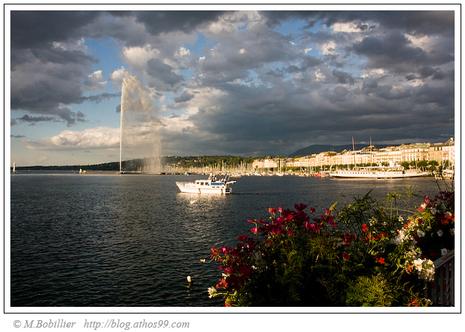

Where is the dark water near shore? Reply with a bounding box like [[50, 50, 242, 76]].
[[10, 173, 443, 307]]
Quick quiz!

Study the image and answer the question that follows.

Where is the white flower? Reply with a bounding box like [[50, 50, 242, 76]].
[[419, 259, 435, 281], [420, 203, 427, 209], [393, 229, 406, 244], [441, 248, 448, 256], [417, 230, 425, 238], [398, 216, 404, 222], [413, 258, 423, 272], [208, 287, 218, 298], [437, 229, 444, 237]]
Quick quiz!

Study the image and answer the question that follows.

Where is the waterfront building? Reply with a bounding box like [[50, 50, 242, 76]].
[[281, 138, 455, 171], [252, 158, 279, 170]]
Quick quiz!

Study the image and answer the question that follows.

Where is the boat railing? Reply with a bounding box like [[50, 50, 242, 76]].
[[429, 250, 454, 306]]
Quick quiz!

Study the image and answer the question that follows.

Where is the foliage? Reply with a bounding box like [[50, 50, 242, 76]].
[[209, 190, 454, 307], [345, 274, 395, 306]]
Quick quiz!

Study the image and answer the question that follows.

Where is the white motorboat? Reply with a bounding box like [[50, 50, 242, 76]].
[[176, 175, 236, 194], [329, 167, 429, 179]]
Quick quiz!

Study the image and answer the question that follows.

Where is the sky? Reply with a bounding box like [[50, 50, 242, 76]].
[[9, 10, 455, 166]]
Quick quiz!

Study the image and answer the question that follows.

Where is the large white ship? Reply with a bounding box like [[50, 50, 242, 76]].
[[329, 167, 429, 179], [176, 175, 236, 194]]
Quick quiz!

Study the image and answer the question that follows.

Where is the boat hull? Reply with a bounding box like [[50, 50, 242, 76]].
[[176, 182, 233, 194], [329, 171, 429, 179]]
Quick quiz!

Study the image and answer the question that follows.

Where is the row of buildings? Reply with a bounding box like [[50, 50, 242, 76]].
[[252, 138, 455, 171]]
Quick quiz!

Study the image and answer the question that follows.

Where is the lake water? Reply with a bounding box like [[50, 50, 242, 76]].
[[10, 173, 443, 307]]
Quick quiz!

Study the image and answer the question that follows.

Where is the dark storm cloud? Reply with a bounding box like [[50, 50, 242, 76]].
[[146, 59, 183, 89], [11, 11, 99, 49], [332, 69, 355, 85], [174, 91, 194, 103], [353, 32, 452, 72], [11, 52, 93, 125], [17, 114, 56, 124], [262, 11, 454, 36], [135, 11, 225, 34], [11, 11, 102, 125], [79, 93, 120, 103]]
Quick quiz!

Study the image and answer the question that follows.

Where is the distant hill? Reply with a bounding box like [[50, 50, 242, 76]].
[[14, 156, 256, 171], [289, 143, 389, 157]]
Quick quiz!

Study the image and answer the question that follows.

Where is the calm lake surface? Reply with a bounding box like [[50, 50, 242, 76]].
[[10, 173, 443, 306]]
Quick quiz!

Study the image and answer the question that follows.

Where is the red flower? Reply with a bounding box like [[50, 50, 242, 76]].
[[222, 266, 233, 275], [250, 226, 259, 234], [216, 278, 228, 289], [342, 252, 350, 261], [361, 224, 369, 233], [408, 297, 420, 307], [268, 207, 277, 215], [309, 207, 316, 214], [441, 212, 454, 225], [342, 233, 353, 246], [237, 235, 249, 242], [210, 247, 219, 257], [375, 257, 385, 265], [305, 221, 320, 233]]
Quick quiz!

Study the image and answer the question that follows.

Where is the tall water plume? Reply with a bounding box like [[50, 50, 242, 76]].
[[119, 75, 162, 174]]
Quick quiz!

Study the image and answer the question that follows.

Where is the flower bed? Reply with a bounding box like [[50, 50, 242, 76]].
[[209, 191, 454, 306]]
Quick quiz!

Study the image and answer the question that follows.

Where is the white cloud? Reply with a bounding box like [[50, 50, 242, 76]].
[[85, 70, 107, 89], [175, 46, 191, 57], [207, 11, 264, 34], [314, 69, 326, 82], [407, 79, 424, 87], [239, 48, 246, 54], [110, 67, 130, 83], [332, 22, 364, 33], [321, 41, 336, 55], [304, 47, 312, 54], [48, 127, 120, 149], [405, 33, 435, 52], [198, 56, 206, 62], [122, 44, 159, 68], [361, 68, 385, 78], [52, 38, 87, 52]]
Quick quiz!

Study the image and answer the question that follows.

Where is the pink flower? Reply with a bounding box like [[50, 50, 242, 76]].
[[250, 226, 259, 234]]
